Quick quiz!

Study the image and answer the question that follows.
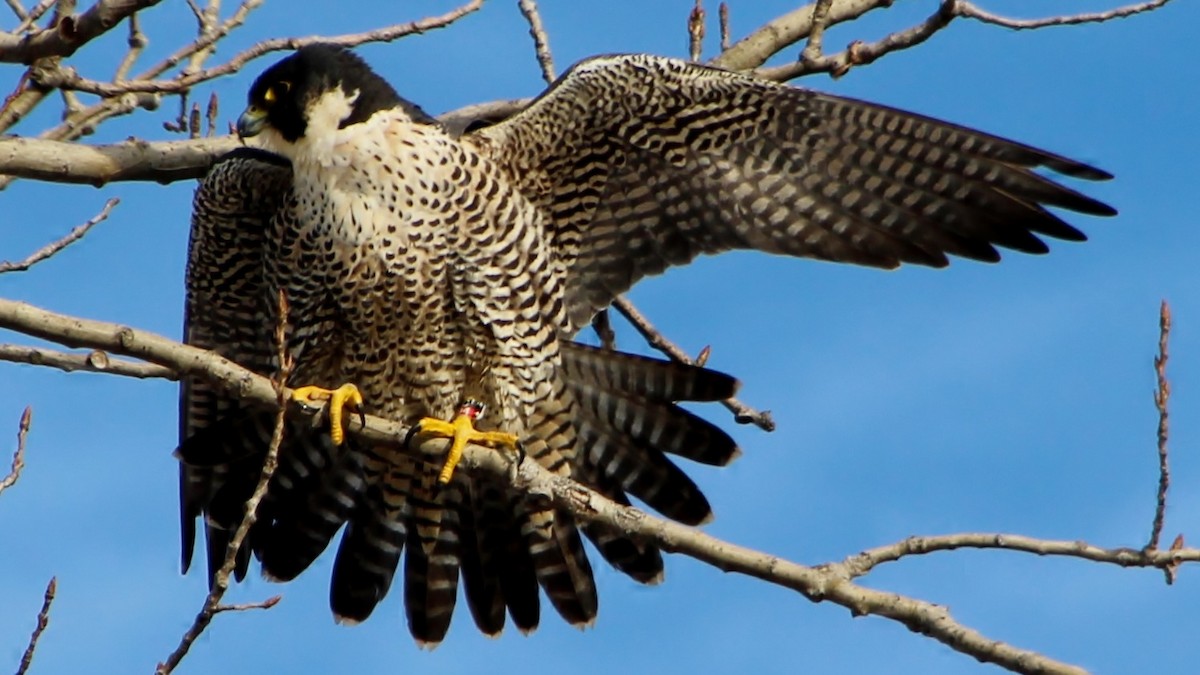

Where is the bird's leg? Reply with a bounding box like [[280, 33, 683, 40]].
[[291, 383, 365, 445], [405, 400, 522, 484]]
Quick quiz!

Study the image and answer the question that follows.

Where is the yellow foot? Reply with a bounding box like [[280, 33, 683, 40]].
[[405, 400, 521, 485], [291, 383, 364, 445]]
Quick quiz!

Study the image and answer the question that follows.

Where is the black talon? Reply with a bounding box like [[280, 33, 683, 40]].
[[403, 422, 424, 452], [514, 440, 526, 467]]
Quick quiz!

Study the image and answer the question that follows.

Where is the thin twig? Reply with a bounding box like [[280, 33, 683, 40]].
[[0, 197, 118, 273], [12, 0, 52, 32], [5, 0, 27, 20], [34, 0, 486, 96], [155, 291, 291, 674], [688, 0, 705, 62], [830, 533, 1199, 581], [613, 296, 775, 431], [12, 0, 52, 33], [213, 595, 282, 613], [1147, 300, 1171, 552], [183, 0, 203, 23], [0, 405, 31, 496], [718, 2, 730, 51], [14, 577, 56, 675], [590, 308, 616, 351], [516, 0, 555, 84], [113, 12, 146, 81], [205, 91, 217, 137], [0, 344, 176, 379], [955, 0, 1172, 30]]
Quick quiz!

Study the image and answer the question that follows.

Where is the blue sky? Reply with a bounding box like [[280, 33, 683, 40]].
[[2, 1, 1198, 673]]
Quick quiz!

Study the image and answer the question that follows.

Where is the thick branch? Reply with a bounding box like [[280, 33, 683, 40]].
[[0, 296, 1137, 673], [0, 0, 164, 63], [0, 98, 530, 186], [0, 135, 236, 184]]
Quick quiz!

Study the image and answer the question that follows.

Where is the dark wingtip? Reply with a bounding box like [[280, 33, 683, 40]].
[[1044, 158, 1114, 181]]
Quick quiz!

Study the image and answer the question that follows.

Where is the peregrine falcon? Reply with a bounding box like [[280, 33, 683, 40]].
[[179, 45, 1114, 643]]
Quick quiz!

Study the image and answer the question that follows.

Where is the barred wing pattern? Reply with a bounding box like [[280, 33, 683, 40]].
[[472, 54, 1114, 332], [181, 148, 741, 643], [179, 148, 293, 581]]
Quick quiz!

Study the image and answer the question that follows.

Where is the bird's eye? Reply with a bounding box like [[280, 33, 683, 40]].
[[278, 80, 292, 94]]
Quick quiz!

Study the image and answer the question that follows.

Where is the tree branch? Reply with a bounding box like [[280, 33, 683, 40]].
[[6, 297, 1200, 673], [14, 577, 56, 675], [0, 0, 164, 63], [687, 0, 705, 62], [1147, 300, 1171, 552], [0, 196, 117, 272], [0, 343, 175, 378], [0, 98, 532, 186], [213, 595, 281, 613], [31, 0, 484, 95], [0, 135, 235, 184], [713, 0, 894, 71], [5, 0, 29, 21], [831, 533, 1197, 581], [955, 0, 1173, 30], [799, 0, 834, 65], [0, 297, 1079, 674], [516, 0, 555, 84], [0, 405, 30, 497], [155, 290, 291, 675], [612, 296, 776, 432], [757, 1, 955, 81]]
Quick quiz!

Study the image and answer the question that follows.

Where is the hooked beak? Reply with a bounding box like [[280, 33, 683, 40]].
[[236, 105, 267, 140]]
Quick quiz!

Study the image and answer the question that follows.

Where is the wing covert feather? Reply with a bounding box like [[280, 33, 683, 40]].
[[471, 54, 1115, 331]]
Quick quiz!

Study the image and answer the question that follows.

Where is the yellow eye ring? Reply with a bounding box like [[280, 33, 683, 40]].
[[263, 87, 276, 104]]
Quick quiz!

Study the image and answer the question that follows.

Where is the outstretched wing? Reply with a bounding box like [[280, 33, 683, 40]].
[[179, 148, 292, 579], [471, 54, 1116, 332]]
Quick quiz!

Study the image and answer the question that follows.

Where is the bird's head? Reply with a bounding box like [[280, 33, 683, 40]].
[[236, 44, 426, 155]]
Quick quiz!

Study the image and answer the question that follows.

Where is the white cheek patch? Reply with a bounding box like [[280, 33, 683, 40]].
[[301, 87, 361, 168], [264, 87, 362, 169]]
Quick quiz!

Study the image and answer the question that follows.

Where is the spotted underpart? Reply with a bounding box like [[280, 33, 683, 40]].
[[180, 46, 1115, 644]]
